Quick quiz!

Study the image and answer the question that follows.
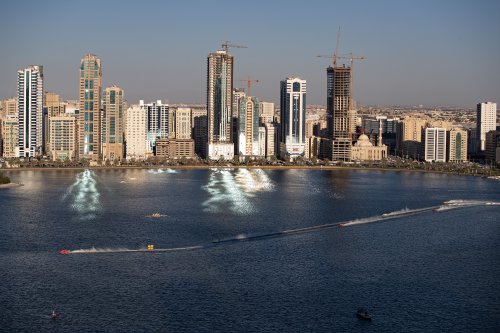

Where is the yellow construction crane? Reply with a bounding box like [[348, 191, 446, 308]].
[[221, 41, 248, 53], [237, 77, 260, 96]]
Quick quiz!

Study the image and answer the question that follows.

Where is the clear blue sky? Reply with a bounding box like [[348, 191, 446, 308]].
[[1, 0, 498, 107]]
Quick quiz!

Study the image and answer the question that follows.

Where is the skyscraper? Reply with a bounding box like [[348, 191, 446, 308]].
[[327, 65, 354, 161], [279, 77, 306, 158], [79, 54, 102, 161], [102, 86, 124, 161], [18, 65, 44, 158], [476, 102, 497, 152], [238, 96, 260, 156], [207, 49, 234, 160]]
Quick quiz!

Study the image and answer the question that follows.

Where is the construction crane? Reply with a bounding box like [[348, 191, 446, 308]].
[[221, 41, 248, 53], [237, 77, 260, 96]]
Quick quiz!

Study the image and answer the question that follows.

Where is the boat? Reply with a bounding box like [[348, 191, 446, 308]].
[[147, 213, 162, 218], [51, 310, 57, 320], [337, 224, 345, 228], [356, 308, 372, 321], [59, 249, 69, 255]]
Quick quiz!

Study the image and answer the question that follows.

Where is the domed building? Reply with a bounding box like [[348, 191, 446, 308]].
[[350, 132, 387, 161]]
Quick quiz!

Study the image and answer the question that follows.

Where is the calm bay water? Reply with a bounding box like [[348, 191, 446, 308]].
[[0, 168, 499, 332]]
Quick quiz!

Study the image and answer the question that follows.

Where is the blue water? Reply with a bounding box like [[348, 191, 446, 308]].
[[0, 168, 499, 332]]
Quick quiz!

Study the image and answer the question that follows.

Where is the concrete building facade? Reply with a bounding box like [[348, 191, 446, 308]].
[[279, 77, 306, 158], [476, 102, 497, 152], [18, 65, 44, 158], [49, 115, 76, 161], [447, 128, 468, 162], [424, 127, 447, 162], [79, 54, 102, 161], [125, 104, 148, 159], [207, 50, 234, 160]]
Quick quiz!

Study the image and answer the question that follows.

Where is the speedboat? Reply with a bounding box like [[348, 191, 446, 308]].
[[356, 308, 372, 321]]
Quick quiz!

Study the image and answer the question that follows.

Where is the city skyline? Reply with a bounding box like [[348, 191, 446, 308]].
[[1, 0, 499, 107]]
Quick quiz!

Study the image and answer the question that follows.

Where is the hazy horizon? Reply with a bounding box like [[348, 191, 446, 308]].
[[1, 0, 498, 107]]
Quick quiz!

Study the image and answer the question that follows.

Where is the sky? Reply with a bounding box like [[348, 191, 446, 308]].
[[0, 0, 499, 107]]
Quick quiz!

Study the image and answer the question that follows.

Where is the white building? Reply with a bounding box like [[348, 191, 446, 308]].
[[18, 65, 44, 157], [141, 100, 169, 152], [476, 102, 497, 152], [279, 77, 306, 158], [424, 127, 446, 162], [125, 104, 148, 159]]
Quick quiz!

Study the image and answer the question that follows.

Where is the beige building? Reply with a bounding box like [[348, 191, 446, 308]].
[[397, 117, 428, 158], [49, 115, 76, 161], [351, 134, 387, 161], [102, 86, 124, 161], [447, 128, 468, 162], [44, 92, 66, 154], [2, 115, 18, 158], [79, 54, 102, 161], [125, 104, 148, 160], [175, 108, 192, 140], [264, 123, 276, 158], [3, 98, 17, 117], [259, 101, 274, 124], [155, 139, 195, 159]]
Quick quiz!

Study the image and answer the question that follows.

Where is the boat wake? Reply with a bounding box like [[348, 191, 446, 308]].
[[60, 200, 499, 255]]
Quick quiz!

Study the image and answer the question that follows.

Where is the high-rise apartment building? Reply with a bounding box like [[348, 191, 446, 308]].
[[18, 65, 44, 158], [2, 115, 18, 158], [79, 54, 102, 161], [476, 102, 497, 152], [447, 128, 467, 162], [192, 108, 208, 158], [3, 98, 17, 117], [175, 108, 192, 140], [102, 86, 124, 161], [259, 101, 274, 124], [142, 100, 169, 152], [44, 92, 65, 155], [264, 123, 276, 158], [238, 96, 260, 156], [279, 77, 306, 158], [49, 115, 76, 161], [125, 104, 148, 159], [396, 117, 428, 159], [424, 127, 446, 162], [207, 50, 234, 160]]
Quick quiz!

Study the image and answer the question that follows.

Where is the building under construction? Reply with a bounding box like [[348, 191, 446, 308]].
[[327, 64, 355, 161]]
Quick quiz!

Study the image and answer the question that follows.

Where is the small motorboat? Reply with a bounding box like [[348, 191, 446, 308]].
[[356, 308, 372, 321], [59, 249, 69, 255], [51, 310, 57, 320]]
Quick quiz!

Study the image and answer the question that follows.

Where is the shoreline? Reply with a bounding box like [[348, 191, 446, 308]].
[[0, 165, 489, 177], [0, 182, 23, 189]]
